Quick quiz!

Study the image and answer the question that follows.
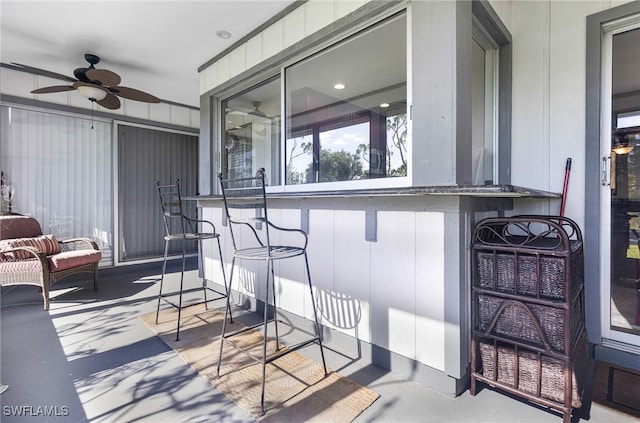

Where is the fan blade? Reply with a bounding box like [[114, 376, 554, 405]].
[[11, 63, 77, 83], [31, 85, 75, 94], [110, 86, 160, 103], [97, 93, 121, 110], [86, 68, 121, 87]]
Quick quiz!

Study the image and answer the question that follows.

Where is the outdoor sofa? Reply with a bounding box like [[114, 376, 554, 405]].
[[0, 214, 102, 310]]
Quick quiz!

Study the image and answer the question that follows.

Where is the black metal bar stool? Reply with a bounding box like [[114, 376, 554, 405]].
[[216, 168, 327, 415], [155, 179, 232, 341]]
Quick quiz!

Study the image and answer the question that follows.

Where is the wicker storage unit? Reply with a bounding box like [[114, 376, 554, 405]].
[[470, 216, 590, 423]]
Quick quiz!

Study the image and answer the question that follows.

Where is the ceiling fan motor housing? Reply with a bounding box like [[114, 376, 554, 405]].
[[84, 54, 100, 66]]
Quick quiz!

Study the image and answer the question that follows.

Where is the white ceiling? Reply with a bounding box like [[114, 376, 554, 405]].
[[0, 0, 296, 108]]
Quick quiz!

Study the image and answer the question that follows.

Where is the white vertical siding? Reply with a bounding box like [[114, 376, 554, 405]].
[[370, 211, 417, 358], [202, 204, 448, 372], [502, 0, 633, 227], [415, 212, 446, 370]]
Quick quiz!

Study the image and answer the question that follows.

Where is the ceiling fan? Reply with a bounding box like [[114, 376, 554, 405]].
[[12, 54, 161, 110]]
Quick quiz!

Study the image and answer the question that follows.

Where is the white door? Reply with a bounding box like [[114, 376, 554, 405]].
[[600, 17, 640, 353]]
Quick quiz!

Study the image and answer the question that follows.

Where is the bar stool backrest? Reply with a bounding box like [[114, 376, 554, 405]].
[[218, 168, 270, 251], [156, 179, 191, 237]]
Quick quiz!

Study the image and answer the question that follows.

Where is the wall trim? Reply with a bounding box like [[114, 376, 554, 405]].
[[0, 94, 198, 134]]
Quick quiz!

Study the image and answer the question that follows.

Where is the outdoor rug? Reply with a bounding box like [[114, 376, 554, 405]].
[[591, 361, 640, 418], [139, 304, 379, 422]]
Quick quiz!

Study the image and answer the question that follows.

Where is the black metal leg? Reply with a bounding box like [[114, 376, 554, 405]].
[[217, 256, 236, 378], [93, 263, 99, 291], [175, 241, 186, 341], [217, 237, 233, 323], [260, 259, 271, 416], [271, 259, 279, 350], [200, 238, 208, 310], [156, 240, 170, 324], [304, 252, 327, 375]]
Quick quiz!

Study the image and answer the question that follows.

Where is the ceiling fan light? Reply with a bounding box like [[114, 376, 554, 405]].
[[612, 144, 634, 155], [77, 85, 107, 101]]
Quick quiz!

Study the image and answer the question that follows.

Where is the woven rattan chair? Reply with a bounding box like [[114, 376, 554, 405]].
[[155, 179, 231, 341], [216, 168, 327, 415], [0, 214, 102, 310]]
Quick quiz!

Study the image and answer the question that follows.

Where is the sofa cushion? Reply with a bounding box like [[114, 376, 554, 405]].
[[0, 235, 61, 259], [0, 215, 43, 240], [47, 249, 102, 272]]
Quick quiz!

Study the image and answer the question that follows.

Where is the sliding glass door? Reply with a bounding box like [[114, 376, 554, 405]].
[[601, 18, 640, 351]]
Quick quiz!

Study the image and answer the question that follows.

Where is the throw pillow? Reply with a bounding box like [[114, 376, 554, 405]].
[[0, 235, 61, 260]]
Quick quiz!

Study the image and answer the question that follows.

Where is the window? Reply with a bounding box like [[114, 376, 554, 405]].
[[222, 76, 281, 185], [472, 25, 498, 185], [284, 13, 407, 185], [617, 110, 640, 128], [218, 5, 510, 188]]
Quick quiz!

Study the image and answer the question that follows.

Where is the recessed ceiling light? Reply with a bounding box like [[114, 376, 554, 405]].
[[216, 30, 231, 39], [333, 83, 345, 90], [380, 103, 390, 108]]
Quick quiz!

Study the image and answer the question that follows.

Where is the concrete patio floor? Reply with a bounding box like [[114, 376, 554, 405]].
[[1, 260, 638, 423]]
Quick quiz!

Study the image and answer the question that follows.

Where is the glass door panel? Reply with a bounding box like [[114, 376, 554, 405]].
[[607, 25, 640, 341]]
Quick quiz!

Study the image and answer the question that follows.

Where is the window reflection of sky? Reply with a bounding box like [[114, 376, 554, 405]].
[[320, 123, 368, 152]]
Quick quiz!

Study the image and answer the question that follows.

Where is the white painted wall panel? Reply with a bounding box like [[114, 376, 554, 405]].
[[148, 102, 171, 125], [305, 0, 335, 37], [307, 209, 336, 293], [229, 45, 247, 80], [331, 210, 371, 342], [246, 35, 264, 70], [510, 1, 549, 192], [370, 211, 417, 358], [273, 209, 308, 318], [215, 55, 231, 87], [201, 65, 217, 95], [1, 69, 33, 98], [506, 0, 632, 225], [169, 105, 192, 128], [262, 19, 285, 61], [488, 0, 512, 29], [283, 5, 306, 49], [124, 100, 150, 120], [415, 212, 446, 369], [201, 206, 227, 287], [547, 1, 603, 226], [205, 203, 447, 369]]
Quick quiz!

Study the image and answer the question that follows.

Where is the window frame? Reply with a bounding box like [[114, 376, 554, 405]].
[[213, 1, 511, 192]]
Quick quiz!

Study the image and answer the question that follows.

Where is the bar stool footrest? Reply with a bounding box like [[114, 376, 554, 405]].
[[159, 285, 229, 310]]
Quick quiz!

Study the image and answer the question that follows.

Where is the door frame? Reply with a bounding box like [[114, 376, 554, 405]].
[[586, 2, 640, 360]]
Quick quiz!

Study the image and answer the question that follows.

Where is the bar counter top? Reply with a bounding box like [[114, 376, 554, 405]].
[[187, 184, 560, 201]]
